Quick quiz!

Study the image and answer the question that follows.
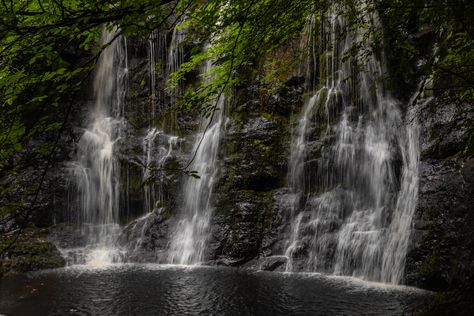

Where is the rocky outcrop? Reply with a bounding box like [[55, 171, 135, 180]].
[[117, 208, 174, 262], [406, 93, 474, 291], [0, 228, 65, 277], [208, 77, 303, 264]]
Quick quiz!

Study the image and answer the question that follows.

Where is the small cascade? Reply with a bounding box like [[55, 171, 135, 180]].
[[140, 24, 186, 215], [147, 24, 185, 123], [168, 93, 226, 265], [165, 24, 185, 104], [142, 128, 159, 213], [284, 212, 304, 271], [284, 7, 420, 284], [141, 128, 180, 213], [381, 106, 420, 283], [67, 28, 128, 267], [148, 30, 168, 122]]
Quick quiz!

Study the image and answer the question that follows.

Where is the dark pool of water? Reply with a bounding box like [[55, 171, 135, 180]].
[[0, 264, 431, 316]]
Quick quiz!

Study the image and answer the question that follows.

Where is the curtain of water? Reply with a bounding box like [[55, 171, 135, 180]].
[[68, 29, 128, 266], [167, 54, 226, 264], [168, 96, 225, 265], [284, 6, 419, 284]]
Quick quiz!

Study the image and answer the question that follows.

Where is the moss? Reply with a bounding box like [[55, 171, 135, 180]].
[[319, 52, 331, 84], [159, 206, 172, 220], [259, 45, 300, 98], [0, 227, 65, 278], [419, 248, 440, 280], [415, 291, 458, 316], [252, 139, 271, 153], [156, 108, 181, 135], [259, 110, 274, 121], [461, 126, 474, 158]]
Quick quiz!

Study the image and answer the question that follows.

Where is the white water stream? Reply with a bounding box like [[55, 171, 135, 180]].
[[68, 29, 128, 267], [168, 93, 225, 265], [284, 8, 420, 284]]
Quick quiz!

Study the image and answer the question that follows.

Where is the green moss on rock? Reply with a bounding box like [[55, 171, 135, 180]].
[[0, 228, 65, 278]]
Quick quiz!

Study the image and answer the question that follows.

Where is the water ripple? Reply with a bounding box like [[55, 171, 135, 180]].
[[0, 265, 431, 316]]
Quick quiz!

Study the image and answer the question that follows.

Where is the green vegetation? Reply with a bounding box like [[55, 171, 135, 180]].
[[378, 0, 474, 100]]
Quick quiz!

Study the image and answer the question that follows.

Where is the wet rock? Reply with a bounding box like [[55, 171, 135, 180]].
[[0, 228, 65, 277], [406, 158, 474, 290], [242, 255, 288, 271], [210, 79, 303, 265], [415, 94, 474, 159], [221, 114, 288, 191], [47, 224, 87, 249], [406, 93, 474, 291], [117, 208, 173, 262]]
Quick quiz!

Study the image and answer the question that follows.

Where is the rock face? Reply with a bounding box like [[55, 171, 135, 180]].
[[116, 73, 305, 267], [117, 208, 175, 262], [406, 93, 474, 290], [0, 228, 65, 277], [209, 78, 303, 265]]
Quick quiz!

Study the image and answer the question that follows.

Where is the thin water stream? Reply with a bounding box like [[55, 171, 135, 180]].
[[168, 94, 225, 264]]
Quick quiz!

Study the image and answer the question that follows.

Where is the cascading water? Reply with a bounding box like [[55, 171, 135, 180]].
[[168, 60, 225, 264], [139, 24, 185, 216], [142, 128, 180, 213], [284, 7, 419, 284], [67, 29, 128, 267]]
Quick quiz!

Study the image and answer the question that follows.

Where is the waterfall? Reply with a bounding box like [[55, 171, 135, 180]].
[[68, 29, 128, 267], [168, 85, 225, 265], [284, 8, 419, 284]]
